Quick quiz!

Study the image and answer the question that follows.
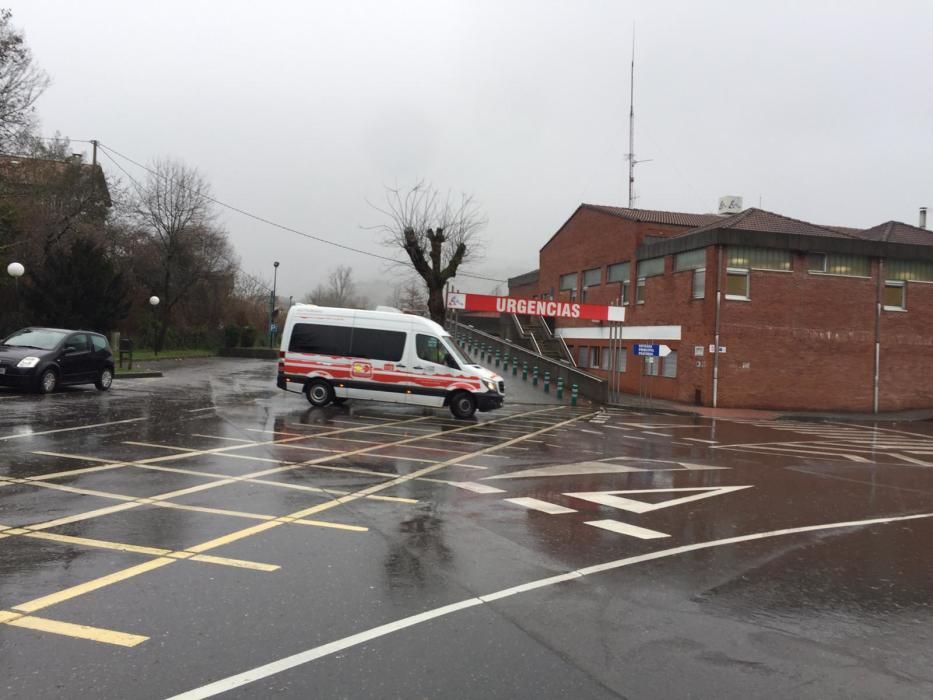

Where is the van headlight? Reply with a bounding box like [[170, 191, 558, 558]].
[[17, 356, 40, 369], [484, 379, 497, 393]]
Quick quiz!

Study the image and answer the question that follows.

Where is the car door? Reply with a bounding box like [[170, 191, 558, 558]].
[[89, 334, 111, 376], [408, 333, 456, 407], [59, 333, 93, 383]]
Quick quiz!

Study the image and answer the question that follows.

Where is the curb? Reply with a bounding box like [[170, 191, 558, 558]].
[[114, 371, 163, 379]]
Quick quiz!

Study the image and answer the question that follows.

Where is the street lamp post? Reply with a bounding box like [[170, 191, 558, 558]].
[[269, 261, 280, 348], [149, 295, 160, 356], [7, 262, 24, 320]]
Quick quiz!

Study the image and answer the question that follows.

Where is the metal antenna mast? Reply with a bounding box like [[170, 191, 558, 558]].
[[626, 27, 650, 207]]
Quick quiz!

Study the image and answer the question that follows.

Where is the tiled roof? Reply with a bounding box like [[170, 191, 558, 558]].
[[676, 208, 857, 239], [854, 221, 933, 247], [823, 225, 864, 236], [584, 204, 724, 228], [508, 269, 539, 286]]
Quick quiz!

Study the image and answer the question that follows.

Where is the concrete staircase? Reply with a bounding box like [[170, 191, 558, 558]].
[[510, 314, 574, 365]]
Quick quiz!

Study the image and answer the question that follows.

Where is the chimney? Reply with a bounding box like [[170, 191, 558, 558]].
[[921, 207, 928, 230]]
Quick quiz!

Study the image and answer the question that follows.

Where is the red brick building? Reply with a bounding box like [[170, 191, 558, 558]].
[[508, 204, 933, 412]]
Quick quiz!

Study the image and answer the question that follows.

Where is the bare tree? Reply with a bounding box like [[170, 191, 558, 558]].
[[304, 265, 366, 308], [0, 10, 50, 152], [132, 158, 236, 351], [370, 182, 486, 326], [391, 279, 428, 316]]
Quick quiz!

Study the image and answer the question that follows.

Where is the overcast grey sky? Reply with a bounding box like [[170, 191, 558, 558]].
[[8, 1, 932, 300]]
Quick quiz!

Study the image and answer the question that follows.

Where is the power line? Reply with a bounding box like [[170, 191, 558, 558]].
[[97, 143, 506, 283]]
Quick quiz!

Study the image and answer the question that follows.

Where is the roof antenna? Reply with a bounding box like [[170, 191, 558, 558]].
[[626, 26, 650, 208]]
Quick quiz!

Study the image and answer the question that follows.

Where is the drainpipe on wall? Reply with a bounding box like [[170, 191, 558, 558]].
[[713, 245, 723, 408], [874, 258, 883, 414]]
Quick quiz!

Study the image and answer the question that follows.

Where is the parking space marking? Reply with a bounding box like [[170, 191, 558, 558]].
[[170, 510, 933, 699], [505, 497, 577, 514], [0, 417, 147, 441], [190, 434, 254, 443], [3, 611, 148, 647], [419, 479, 506, 494], [585, 520, 670, 539], [0, 407, 584, 644]]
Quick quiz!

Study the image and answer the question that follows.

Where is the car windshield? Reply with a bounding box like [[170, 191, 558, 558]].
[[441, 336, 473, 366], [2, 329, 67, 350]]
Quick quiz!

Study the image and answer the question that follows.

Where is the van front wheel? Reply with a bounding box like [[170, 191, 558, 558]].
[[449, 391, 477, 420], [306, 379, 334, 407]]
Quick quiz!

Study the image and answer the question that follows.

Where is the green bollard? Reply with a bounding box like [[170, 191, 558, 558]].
[[503, 353, 509, 371], [556, 377, 564, 400], [571, 384, 578, 407], [522, 363, 528, 381], [532, 366, 539, 387], [480, 344, 486, 361], [495, 350, 500, 368], [512, 360, 518, 376], [544, 371, 550, 393]]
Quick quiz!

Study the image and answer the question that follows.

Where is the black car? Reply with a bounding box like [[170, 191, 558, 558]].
[[0, 327, 115, 393]]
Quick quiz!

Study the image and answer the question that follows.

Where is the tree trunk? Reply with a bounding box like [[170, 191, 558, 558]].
[[427, 285, 446, 327]]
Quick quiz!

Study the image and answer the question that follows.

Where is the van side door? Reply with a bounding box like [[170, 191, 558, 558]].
[[406, 333, 459, 407]]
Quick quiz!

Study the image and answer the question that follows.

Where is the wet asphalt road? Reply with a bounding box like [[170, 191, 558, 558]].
[[1, 358, 932, 699]]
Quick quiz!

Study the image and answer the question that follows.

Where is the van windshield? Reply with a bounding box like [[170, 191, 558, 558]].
[[441, 336, 473, 366]]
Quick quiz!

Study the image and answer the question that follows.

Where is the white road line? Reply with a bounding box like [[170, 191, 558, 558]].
[[585, 519, 669, 539], [642, 431, 670, 437], [420, 479, 506, 494], [684, 438, 718, 444], [505, 497, 576, 515], [579, 428, 603, 436], [185, 407, 216, 413], [190, 434, 254, 443], [0, 417, 145, 441], [167, 510, 933, 700]]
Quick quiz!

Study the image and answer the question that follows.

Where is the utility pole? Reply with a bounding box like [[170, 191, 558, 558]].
[[91, 139, 98, 166]]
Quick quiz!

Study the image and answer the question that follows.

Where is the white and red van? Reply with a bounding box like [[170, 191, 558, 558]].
[[277, 304, 504, 419]]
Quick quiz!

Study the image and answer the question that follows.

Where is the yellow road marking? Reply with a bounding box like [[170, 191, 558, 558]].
[[123, 441, 200, 452], [0, 609, 22, 623], [191, 434, 254, 443], [5, 407, 577, 642], [291, 519, 368, 532], [13, 558, 177, 613], [188, 554, 279, 571], [6, 614, 148, 647], [30, 502, 141, 531]]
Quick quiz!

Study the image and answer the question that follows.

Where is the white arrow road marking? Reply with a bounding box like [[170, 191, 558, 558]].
[[420, 479, 506, 494], [504, 498, 577, 515], [585, 519, 670, 539], [564, 486, 752, 514]]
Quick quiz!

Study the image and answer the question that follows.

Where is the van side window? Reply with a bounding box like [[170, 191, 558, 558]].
[[416, 334, 458, 368], [289, 323, 351, 356], [349, 328, 406, 362]]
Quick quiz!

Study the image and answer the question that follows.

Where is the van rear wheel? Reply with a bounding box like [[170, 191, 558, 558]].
[[449, 391, 477, 419], [306, 379, 334, 407]]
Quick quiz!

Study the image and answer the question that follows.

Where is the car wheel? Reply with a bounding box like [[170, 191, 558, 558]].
[[95, 367, 113, 391], [37, 368, 58, 394], [306, 378, 334, 407], [449, 391, 477, 419]]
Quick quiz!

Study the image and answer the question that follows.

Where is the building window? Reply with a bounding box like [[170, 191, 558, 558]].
[[636, 257, 665, 278], [644, 356, 659, 376], [674, 249, 706, 271], [636, 277, 646, 304], [600, 348, 611, 370], [887, 259, 933, 282], [559, 272, 577, 291], [727, 247, 791, 271], [607, 261, 630, 283], [807, 253, 827, 272], [577, 346, 588, 366], [692, 269, 706, 299], [884, 281, 906, 310], [726, 268, 749, 299], [622, 280, 630, 305], [809, 253, 870, 277], [662, 350, 678, 378], [582, 268, 601, 288], [589, 347, 600, 369]]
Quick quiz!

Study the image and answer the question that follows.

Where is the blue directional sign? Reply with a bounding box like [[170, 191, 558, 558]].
[[633, 344, 661, 357]]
